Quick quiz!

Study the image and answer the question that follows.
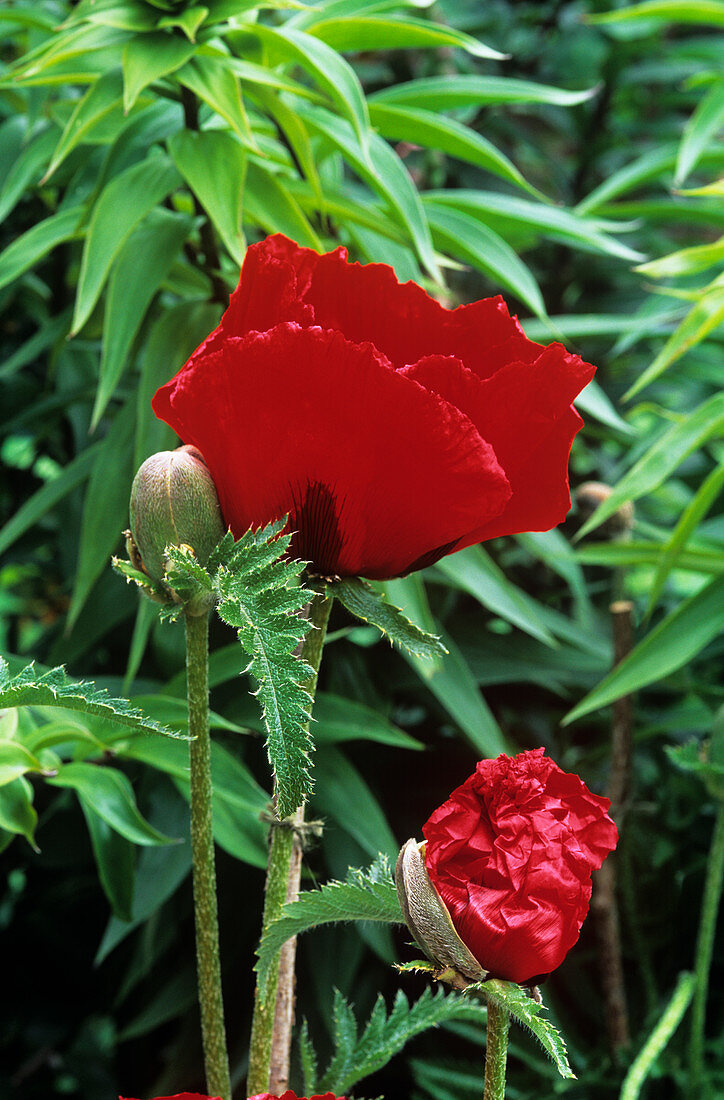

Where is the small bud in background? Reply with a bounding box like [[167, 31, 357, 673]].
[[129, 445, 225, 589], [575, 481, 634, 539], [395, 838, 486, 986]]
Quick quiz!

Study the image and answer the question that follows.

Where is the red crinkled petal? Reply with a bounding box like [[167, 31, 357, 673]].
[[273, 236, 539, 377], [248, 1092, 344, 1100], [119, 1094, 220, 1099], [152, 323, 510, 580], [402, 344, 595, 544], [210, 235, 543, 378], [423, 749, 617, 984]]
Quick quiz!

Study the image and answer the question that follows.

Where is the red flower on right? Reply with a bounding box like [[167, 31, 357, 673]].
[[249, 1093, 344, 1100], [417, 749, 618, 985]]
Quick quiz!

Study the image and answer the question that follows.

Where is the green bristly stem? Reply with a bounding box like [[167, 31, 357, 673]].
[[484, 998, 510, 1100], [185, 610, 231, 1100], [690, 799, 724, 1092], [247, 591, 333, 1097]]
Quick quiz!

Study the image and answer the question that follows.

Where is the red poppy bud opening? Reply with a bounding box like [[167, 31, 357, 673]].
[[416, 748, 618, 985]]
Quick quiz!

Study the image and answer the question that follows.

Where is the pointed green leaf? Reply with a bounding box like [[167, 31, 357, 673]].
[[0, 444, 101, 557], [308, 15, 506, 60], [370, 103, 541, 198], [250, 23, 370, 156], [93, 208, 193, 427], [645, 461, 724, 616], [0, 742, 47, 787], [0, 777, 38, 850], [371, 74, 598, 109], [158, 5, 209, 40], [624, 288, 724, 398], [315, 693, 422, 750], [384, 575, 508, 756], [424, 201, 547, 319], [244, 160, 322, 248], [636, 236, 724, 279], [81, 802, 136, 919], [302, 104, 439, 277], [564, 571, 724, 724], [578, 393, 724, 536], [332, 577, 446, 660], [44, 70, 125, 180], [426, 189, 644, 263], [434, 546, 556, 646], [72, 155, 180, 334], [315, 746, 398, 858], [48, 761, 178, 846], [121, 31, 196, 111], [168, 129, 246, 265], [68, 398, 136, 627], [676, 80, 724, 185], [176, 52, 254, 145], [95, 786, 192, 963], [0, 125, 57, 223], [588, 1, 724, 27], [0, 207, 84, 293]]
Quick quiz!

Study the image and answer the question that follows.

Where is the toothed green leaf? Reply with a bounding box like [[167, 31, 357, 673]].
[[210, 522, 314, 816], [318, 986, 487, 1094], [467, 978, 575, 1080], [332, 577, 446, 660], [256, 855, 402, 989], [0, 658, 184, 739]]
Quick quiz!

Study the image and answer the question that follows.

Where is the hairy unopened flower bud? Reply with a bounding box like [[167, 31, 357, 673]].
[[395, 838, 486, 985], [129, 445, 225, 588], [575, 481, 634, 538]]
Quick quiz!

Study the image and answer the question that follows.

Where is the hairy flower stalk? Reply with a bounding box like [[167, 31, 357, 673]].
[[126, 447, 229, 1097], [247, 593, 333, 1096], [185, 609, 231, 1100], [484, 999, 511, 1100]]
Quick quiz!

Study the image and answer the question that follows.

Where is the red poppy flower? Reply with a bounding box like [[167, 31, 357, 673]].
[[153, 235, 594, 579], [119, 1094, 220, 1099], [248, 1093, 344, 1100], [421, 748, 618, 985]]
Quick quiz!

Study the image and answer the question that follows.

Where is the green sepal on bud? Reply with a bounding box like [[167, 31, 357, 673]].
[[122, 445, 225, 615], [395, 838, 487, 987]]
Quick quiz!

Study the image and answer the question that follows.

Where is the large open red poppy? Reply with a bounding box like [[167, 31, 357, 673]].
[[153, 235, 594, 579]]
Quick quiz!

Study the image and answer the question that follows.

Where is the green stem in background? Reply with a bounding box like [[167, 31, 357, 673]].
[[247, 591, 333, 1097], [621, 971, 695, 1100], [185, 610, 231, 1100], [483, 998, 510, 1100], [690, 800, 724, 1092]]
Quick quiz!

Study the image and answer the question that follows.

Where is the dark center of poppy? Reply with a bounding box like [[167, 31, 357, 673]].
[[288, 480, 345, 576]]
